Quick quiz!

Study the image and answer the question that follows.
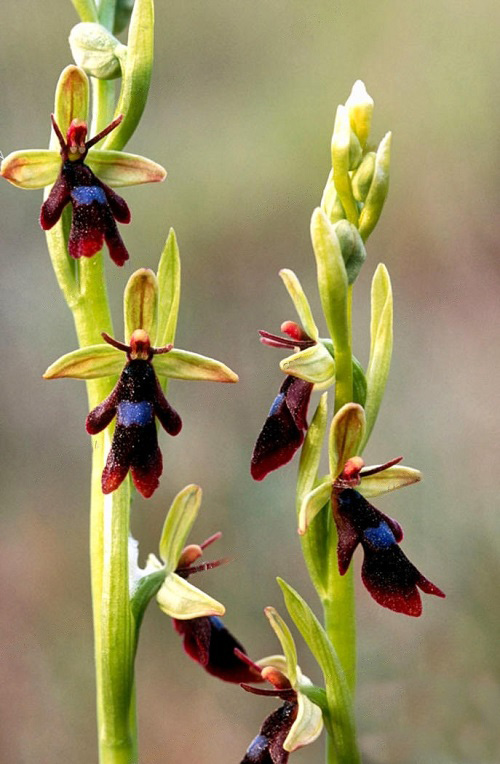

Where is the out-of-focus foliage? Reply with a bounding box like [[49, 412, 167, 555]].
[[0, 1, 499, 762]]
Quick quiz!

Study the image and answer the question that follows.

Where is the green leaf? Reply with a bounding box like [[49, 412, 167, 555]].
[[156, 572, 225, 619], [280, 343, 335, 387], [296, 394, 329, 597], [331, 105, 359, 225], [152, 348, 238, 383], [298, 479, 331, 536], [297, 393, 328, 505], [52, 65, 90, 144], [278, 579, 359, 763], [284, 671, 324, 752], [359, 465, 422, 498], [86, 149, 166, 186], [156, 228, 181, 347], [358, 132, 391, 241], [328, 402, 366, 478], [310, 208, 349, 351], [43, 344, 123, 379], [264, 607, 298, 687], [345, 80, 374, 149], [158, 484, 202, 572], [278, 269, 319, 341], [123, 268, 158, 341], [0, 150, 60, 189], [362, 264, 393, 449], [333, 220, 367, 285], [103, 0, 154, 150]]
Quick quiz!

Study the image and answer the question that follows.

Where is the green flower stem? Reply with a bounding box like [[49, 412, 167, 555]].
[[91, 79, 116, 137], [333, 285, 353, 414]]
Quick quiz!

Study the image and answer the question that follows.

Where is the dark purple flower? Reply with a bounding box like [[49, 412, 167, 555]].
[[172, 536, 264, 684], [40, 114, 130, 265], [240, 666, 298, 764], [241, 701, 298, 763], [86, 329, 181, 497], [251, 375, 313, 481], [251, 323, 316, 481], [333, 488, 445, 616]]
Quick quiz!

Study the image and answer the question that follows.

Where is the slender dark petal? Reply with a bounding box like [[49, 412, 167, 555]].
[[240, 701, 298, 764], [251, 376, 313, 481], [173, 616, 264, 683], [40, 173, 71, 230]]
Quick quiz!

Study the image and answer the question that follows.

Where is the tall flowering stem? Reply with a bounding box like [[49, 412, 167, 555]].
[[251, 80, 443, 764], [1, 2, 237, 762]]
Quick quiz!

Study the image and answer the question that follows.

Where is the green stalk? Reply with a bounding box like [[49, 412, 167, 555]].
[[324, 285, 357, 760]]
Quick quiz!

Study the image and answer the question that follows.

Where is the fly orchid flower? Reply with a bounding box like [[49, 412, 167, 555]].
[[251, 322, 316, 481], [332, 458, 445, 616], [85, 330, 181, 497], [43, 263, 238, 498], [40, 114, 131, 265], [298, 403, 445, 616], [238, 608, 323, 763], [172, 533, 264, 683], [1, 66, 167, 265]]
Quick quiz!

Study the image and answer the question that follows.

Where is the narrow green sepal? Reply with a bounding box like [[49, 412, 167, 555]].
[[352, 152, 376, 203], [284, 671, 324, 752], [345, 80, 374, 149], [279, 269, 319, 341], [156, 572, 225, 619], [86, 149, 166, 186], [152, 348, 239, 383], [43, 344, 123, 379], [358, 132, 392, 241], [156, 228, 181, 347], [124, 268, 158, 341], [69, 22, 126, 80], [310, 208, 349, 349], [321, 170, 346, 223], [298, 479, 331, 535], [103, 0, 154, 151], [362, 264, 393, 448], [359, 465, 422, 498], [280, 343, 335, 387], [297, 393, 328, 505], [333, 219, 367, 285], [52, 66, 90, 146], [329, 402, 366, 478], [0, 150, 60, 189], [331, 106, 359, 225], [277, 578, 359, 763], [158, 484, 202, 572], [264, 607, 298, 687]]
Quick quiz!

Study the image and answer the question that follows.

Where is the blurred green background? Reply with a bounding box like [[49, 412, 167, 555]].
[[1, 1, 499, 762]]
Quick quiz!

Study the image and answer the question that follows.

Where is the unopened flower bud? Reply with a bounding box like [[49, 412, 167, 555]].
[[69, 22, 126, 80], [345, 80, 374, 148], [333, 219, 367, 285], [352, 151, 376, 202]]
